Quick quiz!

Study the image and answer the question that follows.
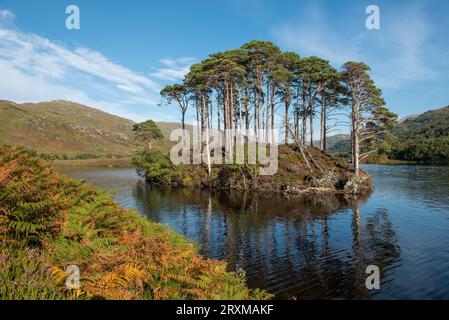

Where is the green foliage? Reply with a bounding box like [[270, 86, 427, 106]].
[[386, 106, 449, 162], [0, 145, 271, 300], [391, 136, 449, 162], [132, 120, 164, 148], [132, 149, 179, 184], [0, 245, 65, 300]]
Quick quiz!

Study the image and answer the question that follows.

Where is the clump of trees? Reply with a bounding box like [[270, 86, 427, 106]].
[[160, 40, 397, 175], [132, 120, 164, 149]]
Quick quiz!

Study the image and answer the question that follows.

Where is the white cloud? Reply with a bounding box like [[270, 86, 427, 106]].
[[370, 4, 436, 88], [0, 8, 15, 22], [271, 2, 437, 89], [272, 4, 361, 65], [0, 12, 168, 122], [151, 57, 196, 81]]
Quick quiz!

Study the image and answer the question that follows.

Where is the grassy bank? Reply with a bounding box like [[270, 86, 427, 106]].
[[50, 157, 133, 168], [0, 145, 270, 300], [361, 155, 418, 165]]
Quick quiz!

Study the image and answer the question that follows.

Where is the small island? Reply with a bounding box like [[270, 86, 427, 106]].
[[132, 41, 395, 196], [133, 143, 373, 195]]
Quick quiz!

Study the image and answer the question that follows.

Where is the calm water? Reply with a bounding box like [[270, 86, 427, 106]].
[[58, 165, 449, 300]]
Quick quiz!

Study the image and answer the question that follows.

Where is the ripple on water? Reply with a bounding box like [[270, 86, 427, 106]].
[[57, 164, 449, 299]]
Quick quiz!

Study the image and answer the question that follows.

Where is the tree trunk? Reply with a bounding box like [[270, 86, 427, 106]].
[[203, 96, 211, 177], [181, 109, 186, 146], [217, 94, 221, 131], [309, 102, 314, 148], [245, 89, 250, 143], [265, 81, 270, 144], [285, 88, 290, 144], [271, 87, 275, 144], [181, 110, 186, 130], [254, 84, 258, 145], [352, 101, 360, 175], [230, 82, 235, 151], [294, 85, 300, 139], [320, 90, 326, 151], [302, 90, 307, 142], [258, 70, 263, 144]]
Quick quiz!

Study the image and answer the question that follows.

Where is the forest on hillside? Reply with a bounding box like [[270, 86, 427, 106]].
[[327, 106, 449, 162], [387, 106, 449, 162]]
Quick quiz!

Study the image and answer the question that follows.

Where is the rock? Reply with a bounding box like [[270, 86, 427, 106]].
[[343, 173, 372, 194]]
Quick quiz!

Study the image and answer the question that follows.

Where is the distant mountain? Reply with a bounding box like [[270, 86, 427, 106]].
[[0, 100, 144, 158], [4, 98, 446, 162], [311, 133, 350, 151], [155, 121, 193, 140], [398, 114, 418, 124], [319, 134, 351, 154], [325, 134, 351, 150]]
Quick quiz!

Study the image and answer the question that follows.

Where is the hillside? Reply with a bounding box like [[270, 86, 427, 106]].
[[312, 134, 351, 151], [326, 105, 449, 162], [392, 105, 449, 140], [0, 100, 144, 159], [388, 105, 449, 161], [155, 121, 193, 139]]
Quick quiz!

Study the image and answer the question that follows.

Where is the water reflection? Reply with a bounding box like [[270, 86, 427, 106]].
[[132, 184, 399, 299], [59, 165, 449, 299]]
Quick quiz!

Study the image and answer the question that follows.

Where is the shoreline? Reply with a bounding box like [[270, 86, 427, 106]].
[[1, 145, 271, 300], [49, 157, 133, 168]]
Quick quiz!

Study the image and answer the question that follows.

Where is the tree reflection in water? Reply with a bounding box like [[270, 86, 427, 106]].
[[133, 183, 400, 299]]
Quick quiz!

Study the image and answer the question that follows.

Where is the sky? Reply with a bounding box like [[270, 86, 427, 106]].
[[1, 0, 449, 126]]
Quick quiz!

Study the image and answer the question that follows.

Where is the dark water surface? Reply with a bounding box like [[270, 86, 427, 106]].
[[58, 165, 449, 299]]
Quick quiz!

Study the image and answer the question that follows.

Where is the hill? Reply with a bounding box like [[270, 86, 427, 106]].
[[0, 100, 145, 159], [326, 105, 449, 162], [324, 134, 351, 156], [155, 121, 193, 139], [312, 133, 351, 151], [387, 106, 449, 162], [392, 105, 449, 140], [388, 105, 449, 161]]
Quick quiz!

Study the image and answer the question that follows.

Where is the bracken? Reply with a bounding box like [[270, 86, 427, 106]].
[[0, 144, 272, 300]]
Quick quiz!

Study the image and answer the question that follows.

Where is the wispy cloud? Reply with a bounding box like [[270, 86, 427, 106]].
[[272, 2, 437, 89], [272, 3, 361, 64], [151, 57, 196, 81], [370, 3, 436, 88], [0, 9, 182, 122], [0, 7, 14, 22]]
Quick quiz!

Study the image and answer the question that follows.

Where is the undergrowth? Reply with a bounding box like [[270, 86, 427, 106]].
[[0, 145, 271, 300]]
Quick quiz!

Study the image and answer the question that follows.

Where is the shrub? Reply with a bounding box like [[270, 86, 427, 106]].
[[0, 145, 271, 300], [132, 149, 179, 184]]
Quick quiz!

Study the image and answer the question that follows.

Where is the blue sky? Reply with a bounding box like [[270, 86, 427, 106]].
[[1, 0, 448, 126]]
